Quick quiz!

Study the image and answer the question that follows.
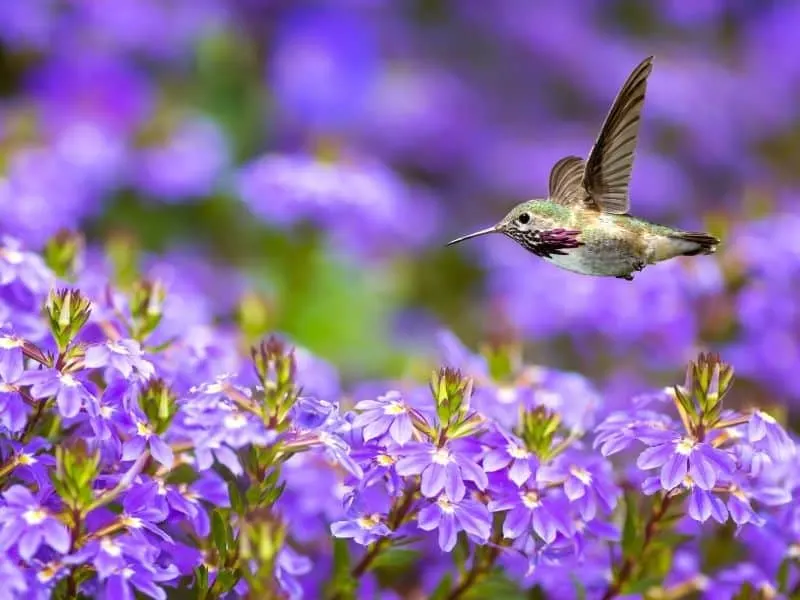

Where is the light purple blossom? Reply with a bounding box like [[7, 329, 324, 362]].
[[418, 495, 491, 552], [636, 435, 736, 491], [18, 368, 94, 419], [331, 513, 392, 546], [353, 391, 416, 445], [84, 339, 154, 380], [0, 485, 70, 560], [395, 441, 488, 502]]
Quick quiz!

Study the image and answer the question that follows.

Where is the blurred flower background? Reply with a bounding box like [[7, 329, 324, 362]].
[[1, 0, 798, 414], [2, 1, 800, 599]]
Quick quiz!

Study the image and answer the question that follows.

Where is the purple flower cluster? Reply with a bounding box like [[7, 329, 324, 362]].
[[0, 235, 795, 599]]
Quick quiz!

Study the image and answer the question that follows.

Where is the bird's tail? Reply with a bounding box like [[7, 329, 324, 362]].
[[668, 231, 719, 256]]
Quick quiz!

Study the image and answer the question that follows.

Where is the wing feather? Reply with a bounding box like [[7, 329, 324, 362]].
[[582, 56, 654, 214], [548, 155, 587, 206]]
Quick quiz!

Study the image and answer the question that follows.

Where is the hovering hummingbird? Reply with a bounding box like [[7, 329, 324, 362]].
[[447, 56, 719, 281]]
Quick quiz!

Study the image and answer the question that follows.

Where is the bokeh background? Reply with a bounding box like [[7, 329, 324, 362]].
[[1, 0, 798, 417]]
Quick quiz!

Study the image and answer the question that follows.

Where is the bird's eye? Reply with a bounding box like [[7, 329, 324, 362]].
[[518, 212, 531, 225]]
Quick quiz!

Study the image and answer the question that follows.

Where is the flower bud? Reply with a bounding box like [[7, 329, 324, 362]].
[[43, 229, 84, 279], [139, 378, 177, 434], [130, 278, 166, 340], [519, 405, 562, 458], [45, 288, 92, 352], [52, 441, 100, 511], [430, 367, 473, 426]]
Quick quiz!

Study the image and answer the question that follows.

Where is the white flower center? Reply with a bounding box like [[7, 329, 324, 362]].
[[223, 413, 248, 430], [384, 401, 407, 416], [496, 387, 517, 404], [521, 489, 541, 509], [675, 438, 695, 456], [18, 453, 36, 465], [3, 249, 23, 265], [122, 515, 142, 529], [0, 336, 22, 349], [570, 466, 592, 485], [100, 405, 115, 418], [121, 567, 135, 579], [108, 341, 130, 355], [431, 447, 452, 465], [135, 421, 152, 437], [101, 537, 122, 557], [59, 373, 78, 387], [23, 508, 46, 525], [436, 497, 456, 513], [357, 514, 381, 530], [376, 453, 396, 467], [0, 383, 16, 393], [507, 443, 529, 460]]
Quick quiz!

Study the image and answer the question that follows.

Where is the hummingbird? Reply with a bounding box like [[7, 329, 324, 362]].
[[447, 56, 719, 281]]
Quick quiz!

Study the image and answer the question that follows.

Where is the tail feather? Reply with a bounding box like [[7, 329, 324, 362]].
[[669, 231, 719, 256]]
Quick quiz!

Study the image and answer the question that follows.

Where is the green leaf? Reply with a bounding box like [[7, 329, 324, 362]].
[[194, 566, 209, 595], [328, 538, 356, 599], [214, 569, 240, 593], [620, 577, 661, 595], [371, 548, 419, 571], [211, 511, 230, 558], [621, 491, 641, 557], [464, 571, 525, 599], [227, 480, 245, 515], [778, 556, 793, 594], [429, 574, 453, 600]]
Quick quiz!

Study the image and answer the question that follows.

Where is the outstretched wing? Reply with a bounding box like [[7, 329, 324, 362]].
[[582, 56, 654, 214], [548, 155, 587, 206]]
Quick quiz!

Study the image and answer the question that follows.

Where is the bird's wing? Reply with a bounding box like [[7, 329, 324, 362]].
[[548, 155, 588, 206], [581, 56, 654, 214]]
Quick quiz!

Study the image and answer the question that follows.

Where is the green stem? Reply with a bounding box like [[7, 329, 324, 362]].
[[601, 493, 674, 600], [351, 483, 419, 578], [445, 531, 504, 600], [82, 451, 150, 516]]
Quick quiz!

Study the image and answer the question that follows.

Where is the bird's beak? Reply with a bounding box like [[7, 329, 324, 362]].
[[446, 225, 499, 246]]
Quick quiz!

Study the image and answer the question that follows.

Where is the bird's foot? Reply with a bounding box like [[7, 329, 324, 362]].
[[616, 273, 634, 281], [633, 260, 646, 272]]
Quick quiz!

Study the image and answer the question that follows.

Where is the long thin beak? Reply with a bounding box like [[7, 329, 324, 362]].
[[446, 226, 499, 246]]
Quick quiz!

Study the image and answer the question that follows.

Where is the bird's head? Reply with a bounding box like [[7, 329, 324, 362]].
[[445, 202, 539, 247]]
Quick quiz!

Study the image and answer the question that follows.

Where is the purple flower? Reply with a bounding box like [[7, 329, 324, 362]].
[[482, 429, 538, 487], [0, 237, 54, 293], [488, 483, 574, 543], [134, 116, 229, 203], [0, 554, 27, 597], [395, 441, 488, 502], [275, 546, 313, 600], [417, 495, 491, 552], [121, 418, 174, 468], [98, 560, 178, 600], [351, 443, 404, 497], [0, 349, 29, 434], [353, 391, 416, 445], [18, 368, 94, 419], [747, 410, 795, 462], [686, 485, 729, 524], [636, 435, 736, 491], [0, 485, 70, 560], [84, 339, 155, 380], [540, 456, 620, 521], [331, 513, 392, 546]]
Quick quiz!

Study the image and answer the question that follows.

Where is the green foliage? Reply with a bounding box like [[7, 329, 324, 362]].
[[518, 406, 562, 459], [51, 443, 100, 512], [45, 288, 92, 352], [43, 230, 84, 280]]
